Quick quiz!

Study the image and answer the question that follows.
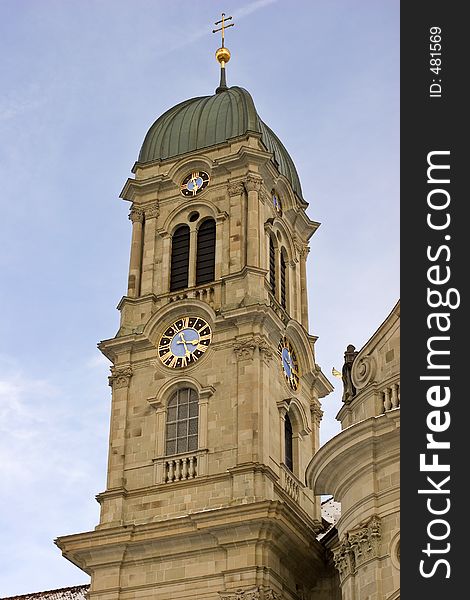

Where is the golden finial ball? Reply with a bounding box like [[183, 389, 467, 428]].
[[215, 47, 231, 64]]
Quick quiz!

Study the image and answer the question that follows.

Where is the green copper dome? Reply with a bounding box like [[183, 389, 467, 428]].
[[138, 86, 303, 199]]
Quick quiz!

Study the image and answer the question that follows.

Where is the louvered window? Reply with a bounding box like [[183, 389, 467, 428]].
[[165, 388, 199, 455], [285, 413, 293, 472], [269, 237, 276, 293], [196, 219, 216, 286], [280, 252, 287, 309], [170, 225, 190, 291]]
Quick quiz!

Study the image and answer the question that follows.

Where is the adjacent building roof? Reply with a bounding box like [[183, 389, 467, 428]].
[[138, 86, 303, 199], [317, 496, 342, 540], [0, 585, 89, 600]]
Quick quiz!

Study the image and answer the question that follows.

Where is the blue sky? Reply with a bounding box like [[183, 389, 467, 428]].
[[0, 1, 399, 595]]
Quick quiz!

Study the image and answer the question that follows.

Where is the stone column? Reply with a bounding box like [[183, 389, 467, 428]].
[[215, 212, 228, 280], [228, 181, 245, 272], [299, 244, 310, 330], [159, 231, 171, 294], [188, 227, 197, 288], [245, 174, 263, 268], [288, 259, 296, 317], [233, 338, 259, 464], [107, 366, 132, 490], [127, 207, 144, 297], [140, 202, 159, 296]]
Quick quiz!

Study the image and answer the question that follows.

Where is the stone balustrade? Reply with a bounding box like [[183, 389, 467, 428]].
[[163, 454, 198, 483], [381, 382, 400, 412], [281, 465, 300, 502]]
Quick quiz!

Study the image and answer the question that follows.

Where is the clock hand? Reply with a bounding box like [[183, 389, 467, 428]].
[[176, 337, 199, 346], [177, 332, 189, 354]]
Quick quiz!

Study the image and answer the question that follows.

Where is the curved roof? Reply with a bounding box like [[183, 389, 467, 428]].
[[138, 86, 303, 198]]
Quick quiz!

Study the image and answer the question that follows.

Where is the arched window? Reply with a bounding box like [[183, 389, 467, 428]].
[[165, 388, 199, 455], [170, 225, 190, 291], [280, 250, 287, 309], [196, 219, 216, 286], [269, 236, 276, 293], [284, 413, 293, 472]]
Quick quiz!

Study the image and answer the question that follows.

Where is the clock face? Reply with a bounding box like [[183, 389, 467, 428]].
[[180, 171, 210, 197], [272, 192, 282, 215], [278, 337, 299, 390], [158, 317, 212, 369]]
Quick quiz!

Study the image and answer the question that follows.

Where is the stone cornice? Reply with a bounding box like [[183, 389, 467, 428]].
[[120, 175, 166, 202], [98, 334, 154, 362], [56, 500, 325, 569], [214, 145, 272, 171], [305, 409, 400, 494]]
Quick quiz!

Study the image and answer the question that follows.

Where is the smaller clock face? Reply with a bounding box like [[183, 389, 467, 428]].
[[180, 171, 210, 197], [158, 317, 212, 368], [272, 192, 282, 215], [278, 337, 299, 390]]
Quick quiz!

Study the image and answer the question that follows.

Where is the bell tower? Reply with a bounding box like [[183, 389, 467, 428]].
[[57, 19, 333, 600]]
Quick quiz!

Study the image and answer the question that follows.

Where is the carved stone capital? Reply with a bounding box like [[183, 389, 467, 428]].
[[228, 181, 245, 197], [129, 207, 144, 223], [311, 405, 324, 425], [233, 339, 257, 361], [108, 366, 133, 389], [333, 515, 382, 581], [233, 336, 274, 362], [332, 538, 355, 582], [254, 335, 273, 362], [244, 174, 263, 193], [219, 587, 280, 600], [143, 201, 159, 220], [293, 237, 309, 260]]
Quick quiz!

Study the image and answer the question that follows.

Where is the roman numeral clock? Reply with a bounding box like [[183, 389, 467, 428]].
[[158, 316, 212, 369]]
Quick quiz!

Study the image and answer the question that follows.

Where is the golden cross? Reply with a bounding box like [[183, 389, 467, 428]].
[[212, 12, 234, 48]]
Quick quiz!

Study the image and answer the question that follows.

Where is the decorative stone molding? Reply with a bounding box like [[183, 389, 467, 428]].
[[227, 181, 245, 196], [351, 353, 377, 390], [311, 405, 323, 425], [333, 515, 382, 581], [259, 188, 270, 205], [332, 538, 355, 582], [216, 211, 229, 223], [108, 366, 133, 389], [233, 336, 274, 361], [143, 201, 160, 219], [293, 237, 309, 260], [244, 173, 263, 193], [129, 207, 144, 223], [256, 336, 274, 362], [219, 587, 280, 600], [233, 339, 257, 361]]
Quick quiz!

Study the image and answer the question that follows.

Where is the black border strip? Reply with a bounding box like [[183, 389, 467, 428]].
[[401, 2, 466, 597]]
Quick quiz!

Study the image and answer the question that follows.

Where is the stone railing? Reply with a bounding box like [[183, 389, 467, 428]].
[[164, 281, 221, 309], [163, 454, 198, 483], [381, 382, 400, 413], [280, 464, 300, 502]]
